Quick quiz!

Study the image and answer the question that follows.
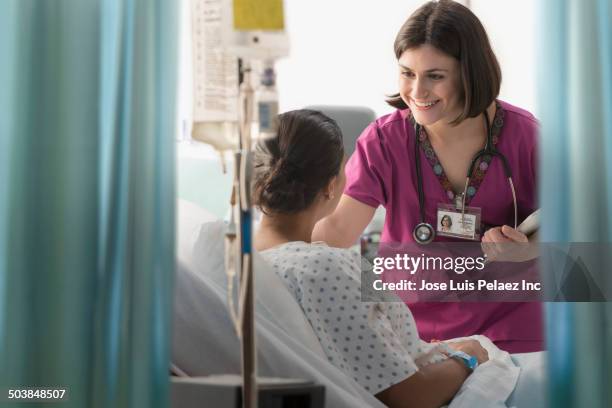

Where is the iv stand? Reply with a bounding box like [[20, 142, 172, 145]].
[[236, 60, 257, 408]]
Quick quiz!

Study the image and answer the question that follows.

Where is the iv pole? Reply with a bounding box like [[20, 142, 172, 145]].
[[193, 2, 289, 407], [236, 60, 257, 408]]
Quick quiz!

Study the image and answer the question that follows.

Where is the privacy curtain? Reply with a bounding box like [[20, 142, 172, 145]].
[[0, 1, 178, 407], [537, 0, 612, 406]]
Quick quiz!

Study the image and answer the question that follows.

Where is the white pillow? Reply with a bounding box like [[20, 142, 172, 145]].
[[189, 218, 326, 357], [172, 201, 386, 407], [171, 259, 384, 408], [176, 199, 217, 268], [172, 261, 242, 375]]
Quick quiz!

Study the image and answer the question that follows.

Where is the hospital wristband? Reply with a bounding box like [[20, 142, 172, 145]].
[[448, 350, 479, 371], [436, 342, 478, 371]]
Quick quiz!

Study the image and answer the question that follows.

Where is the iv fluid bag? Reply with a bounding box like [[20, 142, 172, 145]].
[[191, 0, 287, 153], [192, 0, 239, 150]]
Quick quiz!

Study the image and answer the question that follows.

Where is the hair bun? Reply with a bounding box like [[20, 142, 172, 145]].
[[275, 158, 302, 180], [252, 109, 344, 214], [259, 164, 309, 213]]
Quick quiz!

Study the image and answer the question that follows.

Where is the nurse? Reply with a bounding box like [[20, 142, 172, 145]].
[[313, 0, 542, 353]]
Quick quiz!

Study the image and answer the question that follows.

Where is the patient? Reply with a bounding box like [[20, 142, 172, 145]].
[[253, 109, 489, 408]]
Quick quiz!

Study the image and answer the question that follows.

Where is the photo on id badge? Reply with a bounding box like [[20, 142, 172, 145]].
[[437, 204, 480, 240]]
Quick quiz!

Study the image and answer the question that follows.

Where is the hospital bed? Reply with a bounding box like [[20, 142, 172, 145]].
[[171, 199, 547, 408], [172, 199, 386, 407], [173, 105, 546, 407]]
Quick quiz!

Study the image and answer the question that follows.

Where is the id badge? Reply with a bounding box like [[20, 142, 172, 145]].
[[436, 203, 481, 240]]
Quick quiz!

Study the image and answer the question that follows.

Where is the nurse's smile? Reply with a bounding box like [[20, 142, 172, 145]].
[[412, 99, 440, 110]]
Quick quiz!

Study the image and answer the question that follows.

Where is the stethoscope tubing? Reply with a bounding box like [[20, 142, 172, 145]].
[[412, 109, 517, 244]]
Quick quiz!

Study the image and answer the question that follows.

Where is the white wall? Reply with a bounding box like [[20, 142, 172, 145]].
[[276, 0, 421, 117], [471, 0, 537, 113], [276, 0, 537, 117]]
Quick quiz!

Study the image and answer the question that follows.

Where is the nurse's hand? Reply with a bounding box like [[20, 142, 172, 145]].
[[481, 225, 537, 262]]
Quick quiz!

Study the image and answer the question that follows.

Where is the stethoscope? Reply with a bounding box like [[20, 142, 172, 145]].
[[412, 109, 518, 244]]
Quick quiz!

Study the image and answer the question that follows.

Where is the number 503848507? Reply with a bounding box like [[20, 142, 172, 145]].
[[6, 388, 67, 401]]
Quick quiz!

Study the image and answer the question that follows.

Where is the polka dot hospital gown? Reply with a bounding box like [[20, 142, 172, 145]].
[[261, 241, 445, 395]]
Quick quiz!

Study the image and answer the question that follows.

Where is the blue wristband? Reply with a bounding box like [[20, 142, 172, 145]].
[[448, 350, 479, 371]]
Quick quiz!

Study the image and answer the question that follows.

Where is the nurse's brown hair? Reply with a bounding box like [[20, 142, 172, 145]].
[[386, 0, 501, 125]]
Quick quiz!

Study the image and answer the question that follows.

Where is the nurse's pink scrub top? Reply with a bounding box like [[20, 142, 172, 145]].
[[344, 100, 543, 353]]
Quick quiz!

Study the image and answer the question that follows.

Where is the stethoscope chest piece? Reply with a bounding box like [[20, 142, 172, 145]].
[[413, 222, 435, 245]]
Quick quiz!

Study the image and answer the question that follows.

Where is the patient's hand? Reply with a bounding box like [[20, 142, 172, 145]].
[[447, 339, 489, 364]]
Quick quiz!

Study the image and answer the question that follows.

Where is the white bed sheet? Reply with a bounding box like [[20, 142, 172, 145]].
[[507, 353, 547, 408]]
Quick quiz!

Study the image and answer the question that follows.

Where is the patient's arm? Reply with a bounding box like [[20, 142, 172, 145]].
[[312, 194, 375, 248], [376, 358, 468, 408], [376, 340, 488, 408]]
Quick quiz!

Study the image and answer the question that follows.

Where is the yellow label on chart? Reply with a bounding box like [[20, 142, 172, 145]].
[[233, 0, 284, 30]]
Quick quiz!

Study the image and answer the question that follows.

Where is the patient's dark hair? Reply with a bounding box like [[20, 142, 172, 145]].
[[253, 109, 344, 214]]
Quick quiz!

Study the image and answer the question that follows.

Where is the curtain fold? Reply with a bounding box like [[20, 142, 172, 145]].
[[0, 1, 178, 407], [537, 0, 612, 407]]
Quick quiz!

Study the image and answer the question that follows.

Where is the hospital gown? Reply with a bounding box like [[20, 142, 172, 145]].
[[261, 241, 445, 395]]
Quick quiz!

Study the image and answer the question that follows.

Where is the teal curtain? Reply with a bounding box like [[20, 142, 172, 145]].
[[537, 0, 612, 407], [0, 1, 178, 407]]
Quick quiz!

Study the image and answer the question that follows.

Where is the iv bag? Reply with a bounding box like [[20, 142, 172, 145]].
[[191, 0, 240, 152], [190, 0, 288, 160]]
